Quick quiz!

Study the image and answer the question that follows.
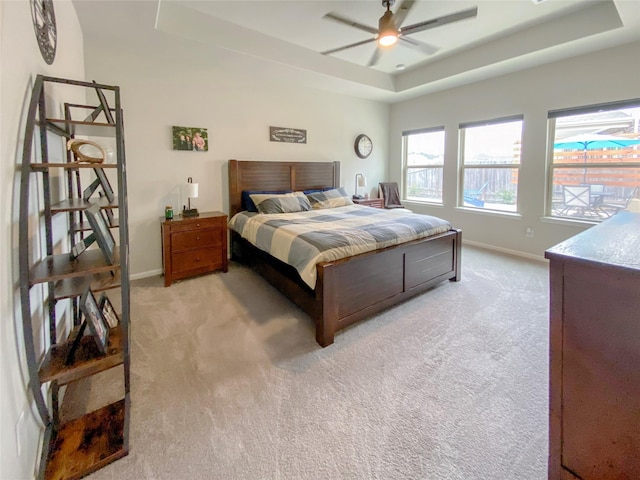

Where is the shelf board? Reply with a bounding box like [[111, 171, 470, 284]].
[[45, 118, 116, 138], [44, 399, 127, 480], [39, 325, 124, 385], [30, 248, 119, 285], [30, 162, 117, 171], [54, 270, 121, 300], [51, 197, 118, 214]]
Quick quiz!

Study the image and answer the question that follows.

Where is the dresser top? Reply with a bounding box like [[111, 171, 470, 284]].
[[545, 211, 640, 272]]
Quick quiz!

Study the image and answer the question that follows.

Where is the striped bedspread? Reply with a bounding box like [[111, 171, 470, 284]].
[[228, 205, 453, 289]]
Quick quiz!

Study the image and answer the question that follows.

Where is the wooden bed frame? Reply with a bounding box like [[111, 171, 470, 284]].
[[228, 159, 462, 347]]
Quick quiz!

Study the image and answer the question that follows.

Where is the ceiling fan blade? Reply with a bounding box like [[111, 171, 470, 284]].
[[393, 0, 417, 28], [399, 36, 439, 55], [323, 12, 378, 35], [322, 37, 377, 56], [367, 47, 382, 67], [400, 7, 478, 36]]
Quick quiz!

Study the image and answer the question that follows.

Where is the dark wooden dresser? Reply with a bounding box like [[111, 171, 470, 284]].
[[162, 211, 228, 287], [545, 211, 640, 480]]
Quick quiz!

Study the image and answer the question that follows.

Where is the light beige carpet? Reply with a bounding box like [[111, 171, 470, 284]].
[[64, 245, 549, 480]]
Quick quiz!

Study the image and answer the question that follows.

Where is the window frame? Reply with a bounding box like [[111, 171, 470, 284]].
[[402, 126, 446, 205], [458, 115, 524, 213]]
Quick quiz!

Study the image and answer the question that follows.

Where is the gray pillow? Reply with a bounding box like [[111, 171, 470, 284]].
[[250, 191, 312, 214], [306, 187, 353, 209]]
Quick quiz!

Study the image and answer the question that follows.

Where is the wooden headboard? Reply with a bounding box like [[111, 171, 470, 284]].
[[228, 160, 340, 217]]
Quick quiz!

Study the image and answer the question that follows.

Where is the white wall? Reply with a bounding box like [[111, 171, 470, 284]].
[[390, 41, 640, 258], [83, 43, 390, 278], [0, 1, 86, 479]]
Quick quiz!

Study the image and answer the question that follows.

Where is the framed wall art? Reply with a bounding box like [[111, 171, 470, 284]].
[[172, 126, 208, 151], [269, 126, 307, 144]]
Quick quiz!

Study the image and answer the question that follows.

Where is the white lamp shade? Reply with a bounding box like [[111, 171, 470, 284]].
[[357, 175, 367, 187], [185, 182, 199, 198]]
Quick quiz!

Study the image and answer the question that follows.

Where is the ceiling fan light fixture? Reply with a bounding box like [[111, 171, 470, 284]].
[[378, 10, 398, 47], [378, 30, 398, 47]]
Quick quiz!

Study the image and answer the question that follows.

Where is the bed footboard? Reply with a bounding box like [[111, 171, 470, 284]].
[[314, 228, 461, 346]]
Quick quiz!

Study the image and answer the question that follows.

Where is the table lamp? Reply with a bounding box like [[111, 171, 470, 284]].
[[183, 177, 199, 217], [354, 173, 367, 199]]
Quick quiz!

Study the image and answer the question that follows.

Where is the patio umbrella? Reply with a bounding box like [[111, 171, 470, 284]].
[[554, 133, 640, 183]]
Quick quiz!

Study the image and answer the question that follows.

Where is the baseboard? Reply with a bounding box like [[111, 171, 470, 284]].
[[462, 239, 547, 263], [130, 268, 163, 281], [130, 249, 543, 279]]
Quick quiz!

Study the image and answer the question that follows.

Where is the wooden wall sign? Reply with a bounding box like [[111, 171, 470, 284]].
[[269, 127, 307, 144]]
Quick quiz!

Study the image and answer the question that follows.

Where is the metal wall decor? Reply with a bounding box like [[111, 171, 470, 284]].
[[30, 0, 57, 65], [270, 126, 307, 144]]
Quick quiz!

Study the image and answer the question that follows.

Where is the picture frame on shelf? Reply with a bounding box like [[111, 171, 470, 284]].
[[85, 203, 116, 265], [79, 287, 110, 354], [70, 232, 96, 260], [83, 166, 115, 203], [99, 293, 119, 328], [98, 191, 116, 227]]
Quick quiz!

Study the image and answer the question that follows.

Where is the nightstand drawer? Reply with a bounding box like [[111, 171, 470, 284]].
[[167, 217, 223, 233], [172, 228, 221, 252], [171, 247, 222, 275]]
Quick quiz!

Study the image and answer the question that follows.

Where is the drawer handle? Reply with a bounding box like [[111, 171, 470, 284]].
[[196, 223, 200, 227], [196, 237, 200, 240]]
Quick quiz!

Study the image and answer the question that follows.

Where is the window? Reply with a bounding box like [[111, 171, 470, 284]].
[[403, 127, 445, 204], [459, 116, 523, 212], [548, 100, 640, 221]]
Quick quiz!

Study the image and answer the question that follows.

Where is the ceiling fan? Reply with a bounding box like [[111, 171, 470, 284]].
[[321, 0, 478, 67]]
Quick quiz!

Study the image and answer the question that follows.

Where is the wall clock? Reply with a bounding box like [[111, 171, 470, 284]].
[[30, 0, 57, 65], [354, 134, 373, 159]]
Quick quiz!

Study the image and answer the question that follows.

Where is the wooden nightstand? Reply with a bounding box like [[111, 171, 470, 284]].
[[352, 197, 384, 208], [161, 211, 228, 287]]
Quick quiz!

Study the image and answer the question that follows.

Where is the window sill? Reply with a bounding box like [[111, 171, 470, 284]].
[[540, 216, 600, 226], [403, 200, 444, 208], [454, 207, 522, 219]]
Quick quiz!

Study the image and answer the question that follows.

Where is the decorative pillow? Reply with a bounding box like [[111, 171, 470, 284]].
[[242, 190, 290, 212], [306, 187, 353, 209], [303, 187, 333, 194], [250, 191, 312, 214]]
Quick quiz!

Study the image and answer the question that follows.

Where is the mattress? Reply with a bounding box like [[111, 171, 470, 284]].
[[228, 205, 452, 288]]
